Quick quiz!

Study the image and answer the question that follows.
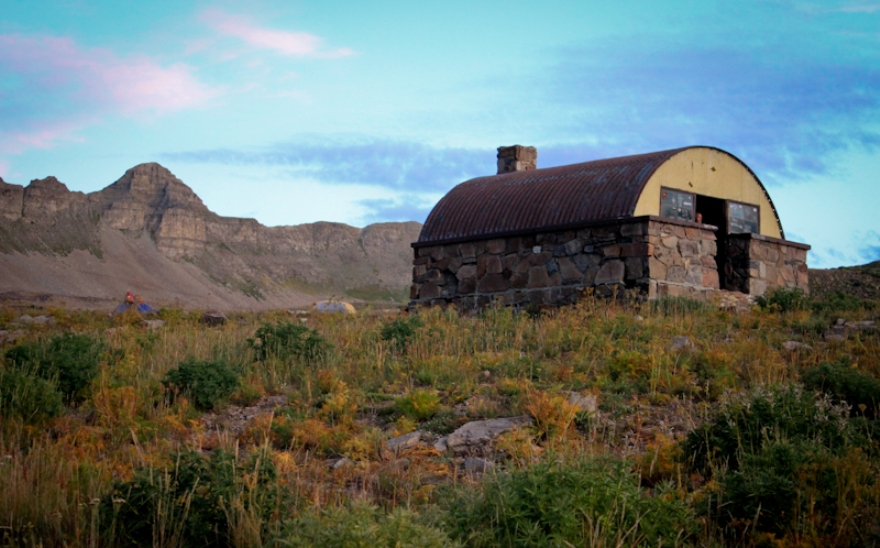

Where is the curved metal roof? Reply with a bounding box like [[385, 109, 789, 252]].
[[417, 146, 782, 245]]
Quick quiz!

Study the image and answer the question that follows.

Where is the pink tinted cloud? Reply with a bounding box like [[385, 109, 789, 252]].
[[0, 34, 218, 153], [202, 10, 354, 58]]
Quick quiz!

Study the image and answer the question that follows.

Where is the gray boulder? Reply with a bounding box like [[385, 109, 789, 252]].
[[446, 416, 533, 454], [387, 431, 422, 454]]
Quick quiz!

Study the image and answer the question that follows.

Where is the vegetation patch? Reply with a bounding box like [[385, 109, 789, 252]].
[[5, 332, 104, 404], [0, 367, 64, 422], [248, 321, 329, 363], [162, 358, 240, 411], [102, 450, 281, 547], [1, 282, 879, 547], [444, 457, 695, 547]]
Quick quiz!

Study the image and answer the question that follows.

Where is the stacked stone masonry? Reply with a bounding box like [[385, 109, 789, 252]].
[[410, 217, 731, 309], [725, 234, 809, 296]]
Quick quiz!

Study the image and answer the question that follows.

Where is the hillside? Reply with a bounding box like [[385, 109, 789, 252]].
[[809, 260, 880, 302], [0, 283, 878, 546], [0, 164, 421, 310]]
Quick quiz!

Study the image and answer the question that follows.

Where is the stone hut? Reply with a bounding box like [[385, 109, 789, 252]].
[[410, 145, 809, 309]]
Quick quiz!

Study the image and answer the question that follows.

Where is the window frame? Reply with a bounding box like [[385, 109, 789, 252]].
[[659, 187, 696, 223], [726, 199, 761, 235]]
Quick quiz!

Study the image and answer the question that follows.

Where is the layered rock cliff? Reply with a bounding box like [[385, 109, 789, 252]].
[[0, 165, 421, 309]]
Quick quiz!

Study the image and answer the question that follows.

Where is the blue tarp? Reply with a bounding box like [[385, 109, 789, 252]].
[[112, 292, 157, 315]]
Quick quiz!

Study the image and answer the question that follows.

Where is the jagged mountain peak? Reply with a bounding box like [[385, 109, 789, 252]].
[[97, 162, 208, 215], [26, 176, 70, 192]]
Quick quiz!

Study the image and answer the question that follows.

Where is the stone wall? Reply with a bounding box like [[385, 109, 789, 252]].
[[647, 220, 720, 299], [410, 216, 722, 309], [725, 234, 810, 296]]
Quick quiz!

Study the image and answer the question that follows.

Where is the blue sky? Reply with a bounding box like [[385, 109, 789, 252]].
[[1, 0, 878, 268]]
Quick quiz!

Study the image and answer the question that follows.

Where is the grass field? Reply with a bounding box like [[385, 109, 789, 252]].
[[1, 288, 879, 547]]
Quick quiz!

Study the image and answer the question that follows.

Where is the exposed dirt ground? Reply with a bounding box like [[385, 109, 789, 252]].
[[0, 227, 321, 311]]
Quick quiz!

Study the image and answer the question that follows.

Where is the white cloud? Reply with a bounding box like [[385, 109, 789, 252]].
[[201, 10, 355, 58]]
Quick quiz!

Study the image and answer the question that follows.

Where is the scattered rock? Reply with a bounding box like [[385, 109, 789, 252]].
[[433, 437, 448, 452], [717, 291, 754, 313], [201, 312, 227, 326], [446, 416, 533, 454], [200, 394, 289, 436], [823, 319, 876, 341], [140, 319, 166, 329], [463, 457, 494, 475], [387, 431, 421, 454], [566, 392, 598, 414], [782, 341, 812, 352], [392, 458, 410, 472], [16, 314, 34, 325], [454, 395, 478, 417], [633, 314, 644, 322], [330, 457, 353, 470], [30, 315, 55, 326], [668, 336, 694, 351]]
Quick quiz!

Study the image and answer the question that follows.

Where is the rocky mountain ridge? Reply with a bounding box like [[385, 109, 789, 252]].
[[0, 164, 422, 310]]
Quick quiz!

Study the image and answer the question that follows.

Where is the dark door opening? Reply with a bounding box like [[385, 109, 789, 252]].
[[696, 195, 728, 289]]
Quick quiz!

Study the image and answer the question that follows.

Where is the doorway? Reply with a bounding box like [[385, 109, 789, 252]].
[[696, 195, 728, 288]]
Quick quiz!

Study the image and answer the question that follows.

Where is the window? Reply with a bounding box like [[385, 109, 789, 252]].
[[728, 201, 759, 234], [660, 188, 695, 222]]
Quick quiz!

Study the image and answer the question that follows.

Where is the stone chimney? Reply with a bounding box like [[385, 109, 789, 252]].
[[497, 145, 537, 174]]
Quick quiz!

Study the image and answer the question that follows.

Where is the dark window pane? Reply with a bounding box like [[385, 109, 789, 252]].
[[728, 202, 759, 234], [660, 189, 694, 222]]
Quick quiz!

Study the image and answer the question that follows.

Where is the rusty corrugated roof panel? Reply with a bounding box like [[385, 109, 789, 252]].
[[418, 147, 688, 245]]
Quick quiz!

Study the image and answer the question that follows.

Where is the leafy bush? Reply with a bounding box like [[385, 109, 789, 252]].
[[380, 316, 423, 352], [755, 287, 808, 312], [162, 358, 239, 411], [248, 321, 329, 362], [811, 290, 867, 312], [444, 457, 695, 547], [395, 389, 440, 421], [0, 367, 64, 422], [102, 450, 281, 547], [684, 386, 880, 543], [803, 359, 880, 418], [5, 333, 104, 404], [274, 504, 453, 548], [683, 386, 854, 476]]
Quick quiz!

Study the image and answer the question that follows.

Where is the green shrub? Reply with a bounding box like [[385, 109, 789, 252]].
[[803, 359, 880, 418], [811, 290, 867, 312], [755, 287, 808, 312], [0, 367, 64, 422], [380, 316, 423, 352], [395, 389, 441, 421], [444, 457, 695, 547], [274, 504, 453, 548], [684, 386, 880, 544], [5, 333, 104, 404], [162, 358, 239, 411], [683, 386, 854, 476], [248, 321, 329, 362], [102, 450, 281, 547]]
